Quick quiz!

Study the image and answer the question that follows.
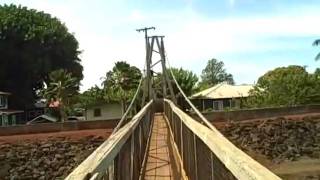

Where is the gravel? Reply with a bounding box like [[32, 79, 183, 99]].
[[222, 115, 320, 163], [0, 135, 105, 179]]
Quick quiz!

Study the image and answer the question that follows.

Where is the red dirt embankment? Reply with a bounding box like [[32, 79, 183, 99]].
[[0, 129, 113, 179], [0, 129, 112, 145]]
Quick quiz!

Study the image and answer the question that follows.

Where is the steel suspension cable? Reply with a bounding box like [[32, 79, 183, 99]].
[[165, 53, 216, 131], [112, 64, 146, 134]]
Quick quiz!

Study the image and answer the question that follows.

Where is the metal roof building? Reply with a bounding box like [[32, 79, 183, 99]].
[[191, 82, 253, 99], [191, 82, 254, 111]]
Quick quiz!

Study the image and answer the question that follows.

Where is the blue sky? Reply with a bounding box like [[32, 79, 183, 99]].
[[2, 0, 320, 91]]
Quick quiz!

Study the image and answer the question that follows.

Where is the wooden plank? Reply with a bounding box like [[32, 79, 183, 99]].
[[143, 114, 177, 180], [138, 111, 154, 180], [164, 99, 281, 180], [163, 113, 188, 180], [66, 100, 153, 180]]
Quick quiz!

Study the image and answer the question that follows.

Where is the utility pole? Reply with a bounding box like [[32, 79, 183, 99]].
[[136, 27, 155, 105]]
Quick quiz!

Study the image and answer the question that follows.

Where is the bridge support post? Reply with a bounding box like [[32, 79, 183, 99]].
[[137, 27, 177, 105], [157, 37, 177, 103], [136, 27, 155, 106]]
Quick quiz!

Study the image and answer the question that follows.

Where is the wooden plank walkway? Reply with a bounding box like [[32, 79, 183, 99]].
[[143, 113, 173, 180]]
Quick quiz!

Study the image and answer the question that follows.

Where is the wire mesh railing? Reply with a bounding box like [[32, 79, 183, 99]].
[[66, 100, 154, 180], [164, 99, 281, 180]]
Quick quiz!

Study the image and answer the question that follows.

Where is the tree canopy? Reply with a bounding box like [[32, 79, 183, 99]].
[[199, 58, 234, 90], [0, 4, 83, 108], [246, 65, 320, 108], [78, 86, 105, 108], [168, 68, 199, 96], [102, 61, 142, 112], [41, 69, 79, 121], [313, 39, 320, 60], [152, 67, 199, 98]]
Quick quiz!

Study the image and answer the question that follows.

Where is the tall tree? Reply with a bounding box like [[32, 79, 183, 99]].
[[41, 69, 79, 121], [78, 86, 105, 108], [313, 39, 320, 60], [168, 68, 199, 96], [199, 59, 234, 89], [0, 4, 83, 109], [246, 65, 320, 108], [152, 68, 199, 98], [102, 61, 142, 113]]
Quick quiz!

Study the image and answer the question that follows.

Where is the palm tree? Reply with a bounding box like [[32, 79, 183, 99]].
[[313, 39, 320, 60], [42, 69, 79, 122], [79, 86, 105, 107], [101, 61, 141, 114]]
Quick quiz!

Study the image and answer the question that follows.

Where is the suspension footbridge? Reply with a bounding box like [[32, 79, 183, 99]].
[[65, 28, 281, 180]]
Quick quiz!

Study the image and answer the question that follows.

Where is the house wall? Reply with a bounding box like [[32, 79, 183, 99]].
[[0, 113, 24, 126], [86, 103, 122, 121], [0, 114, 7, 126], [191, 98, 243, 111], [0, 118, 119, 136]]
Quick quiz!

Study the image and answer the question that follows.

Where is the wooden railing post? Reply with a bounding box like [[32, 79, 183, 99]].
[[130, 133, 135, 179], [180, 117, 184, 162], [193, 134, 198, 180], [211, 153, 214, 180], [139, 125, 142, 165]]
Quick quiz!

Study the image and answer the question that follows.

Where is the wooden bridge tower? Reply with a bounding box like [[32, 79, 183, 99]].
[[136, 27, 176, 105]]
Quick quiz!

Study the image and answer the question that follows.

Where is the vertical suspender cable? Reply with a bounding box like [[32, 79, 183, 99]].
[[165, 53, 217, 131], [112, 63, 146, 134]]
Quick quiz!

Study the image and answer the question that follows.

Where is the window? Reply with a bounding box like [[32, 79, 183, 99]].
[[213, 101, 223, 110], [93, 108, 101, 117], [223, 99, 231, 108], [203, 99, 214, 110], [11, 115, 16, 125], [213, 101, 220, 110], [0, 96, 8, 108], [0, 96, 4, 107], [2, 115, 8, 126]]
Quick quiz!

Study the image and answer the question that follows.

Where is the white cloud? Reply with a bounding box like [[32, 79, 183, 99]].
[[2, 0, 320, 90]]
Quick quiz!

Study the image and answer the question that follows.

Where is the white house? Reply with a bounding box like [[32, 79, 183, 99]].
[[191, 82, 254, 111], [85, 102, 123, 121]]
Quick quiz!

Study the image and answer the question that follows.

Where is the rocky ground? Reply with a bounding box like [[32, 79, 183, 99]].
[[0, 135, 106, 179], [221, 115, 320, 164]]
